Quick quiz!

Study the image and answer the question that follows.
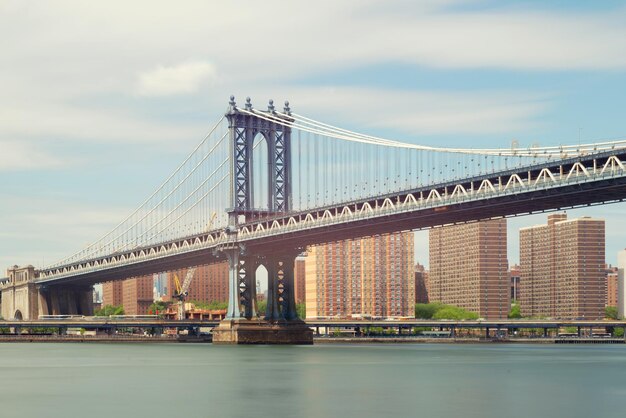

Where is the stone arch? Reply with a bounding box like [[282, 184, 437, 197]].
[[14, 310, 23, 320]]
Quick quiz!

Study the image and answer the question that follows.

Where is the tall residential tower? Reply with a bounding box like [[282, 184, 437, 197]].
[[519, 214, 605, 319], [429, 219, 509, 319], [305, 232, 415, 319]]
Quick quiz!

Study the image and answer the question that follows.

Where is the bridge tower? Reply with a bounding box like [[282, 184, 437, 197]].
[[225, 95, 293, 223], [213, 97, 311, 344]]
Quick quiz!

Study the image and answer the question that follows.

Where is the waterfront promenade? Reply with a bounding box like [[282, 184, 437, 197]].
[[1, 318, 625, 343]]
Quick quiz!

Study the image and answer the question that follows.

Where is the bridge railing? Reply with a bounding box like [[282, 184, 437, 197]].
[[37, 150, 626, 281]]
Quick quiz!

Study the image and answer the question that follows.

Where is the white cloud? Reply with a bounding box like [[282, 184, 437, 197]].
[[0, 194, 132, 269], [238, 85, 550, 139], [0, 140, 64, 171], [136, 61, 217, 97], [1, 0, 625, 270]]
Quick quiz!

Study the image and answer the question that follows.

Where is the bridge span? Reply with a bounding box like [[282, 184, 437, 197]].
[[35, 149, 626, 286], [4, 97, 626, 343]]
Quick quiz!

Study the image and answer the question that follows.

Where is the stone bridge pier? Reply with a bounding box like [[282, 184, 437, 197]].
[[1, 265, 93, 320], [211, 247, 313, 344]]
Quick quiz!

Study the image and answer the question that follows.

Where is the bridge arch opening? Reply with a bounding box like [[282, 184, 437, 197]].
[[254, 264, 268, 308], [251, 132, 270, 211], [14, 310, 23, 320]]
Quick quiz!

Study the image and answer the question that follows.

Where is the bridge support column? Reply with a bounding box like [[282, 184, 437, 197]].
[[265, 256, 281, 321], [242, 256, 258, 319], [212, 248, 312, 344], [225, 249, 243, 319]]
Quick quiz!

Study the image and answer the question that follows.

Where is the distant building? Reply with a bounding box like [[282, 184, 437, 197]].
[[414, 263, 429, 304], [165, 262, 229, 304], [429, 219, 509, 319], [618, 250, 626, 319], [519, 214, 605, 320], [102, 281, 123, 307], [305, 232, 415, 319], [509, 265, 521, 302], [102, 263, 229, 315], [294, 258, 306, 305], [122, 276, 153, 315], [606, 266, 618, 307], [153, 272, 168, 301]]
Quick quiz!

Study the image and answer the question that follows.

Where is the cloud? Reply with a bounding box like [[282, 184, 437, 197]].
[[1, 0, 625, 271], [136, 61, 217, 97], [0, 140, 64, 171], [237, 86, 550, 138], [0, 194, 132, 269]]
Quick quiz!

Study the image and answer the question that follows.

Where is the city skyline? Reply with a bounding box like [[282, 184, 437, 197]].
[[2, 1, 626, 271]]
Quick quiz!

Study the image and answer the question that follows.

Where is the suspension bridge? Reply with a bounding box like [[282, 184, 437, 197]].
[[3, 96, 626, 343]]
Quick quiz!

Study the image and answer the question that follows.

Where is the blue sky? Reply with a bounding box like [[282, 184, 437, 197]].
[[1, 0, 626, 272]]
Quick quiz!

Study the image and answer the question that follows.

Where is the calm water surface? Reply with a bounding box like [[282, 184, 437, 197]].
[[0, 343, 624, 418]]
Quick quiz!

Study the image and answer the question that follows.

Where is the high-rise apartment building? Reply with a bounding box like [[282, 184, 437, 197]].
[[305, 232, 415, 319], [519, 214, 605, 319], [510, 265, 521, 302], [102, 280, 123, 307], [414, 263, 429, 304], [429, 219, 509, 319], [101, 263, 228, 315], [606, 267, 618, 308], [618, 249, 626, 319], [102, 275, 153, 314], [122, 275, 154, 315], [294, 258, 306, 305], [164, 262, 229, 304]]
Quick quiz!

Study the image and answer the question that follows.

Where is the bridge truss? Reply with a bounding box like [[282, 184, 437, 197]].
[[23, 97, 626, 328]]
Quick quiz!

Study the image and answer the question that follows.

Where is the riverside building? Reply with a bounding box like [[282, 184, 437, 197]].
[[414, 263, 430, 303], [428, 219, 509, 319], [102, 275, 152, 314], [617, 249, 626, 318], [606, 266, 619, 308], [305, 232, 415, 319], [294, 258, 306, 304], [164, 262, 229, 304], [519, 214, 605, 320]]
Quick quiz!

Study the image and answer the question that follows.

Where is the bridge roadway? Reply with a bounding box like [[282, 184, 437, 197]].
[[2, 319, 625, 332], [37, 149, 626, 286]]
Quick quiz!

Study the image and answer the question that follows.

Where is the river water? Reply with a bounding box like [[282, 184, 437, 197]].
[[0, 343, 624, 418]]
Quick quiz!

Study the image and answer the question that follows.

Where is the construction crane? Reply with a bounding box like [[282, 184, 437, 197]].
[[173, 212, 218, 320]]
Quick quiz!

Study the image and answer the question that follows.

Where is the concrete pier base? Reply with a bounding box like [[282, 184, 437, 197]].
[[212, 318, 313, 345]]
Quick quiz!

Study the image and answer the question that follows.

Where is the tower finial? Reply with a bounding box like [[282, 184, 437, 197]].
[[245, 96, 252, 110], [229, 95, 236, 108], [268, 99, 275, 113], [283, 100, 291, 115]]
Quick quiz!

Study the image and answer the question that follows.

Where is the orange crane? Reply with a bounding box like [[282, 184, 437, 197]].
[[173, 212, 217, 320]]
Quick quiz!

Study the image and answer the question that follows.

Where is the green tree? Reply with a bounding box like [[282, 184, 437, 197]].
[[415, 302, 478, 320], [148, 301, 170, 314], [296, 303, 306, 319], [432, 306, 479, 320], [508, 301, 522, 319], [256, 300, 267, 316], [95, 305, 125, 316], [190, 300, 228, 310], [415, 302, 445, 319], [605, 306, 619, 320]]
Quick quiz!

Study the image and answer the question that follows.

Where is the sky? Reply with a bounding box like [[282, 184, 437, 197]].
[[2, 0, 626, 273]]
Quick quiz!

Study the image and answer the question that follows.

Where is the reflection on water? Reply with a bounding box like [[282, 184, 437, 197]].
[[0, 343, 624, 418]]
